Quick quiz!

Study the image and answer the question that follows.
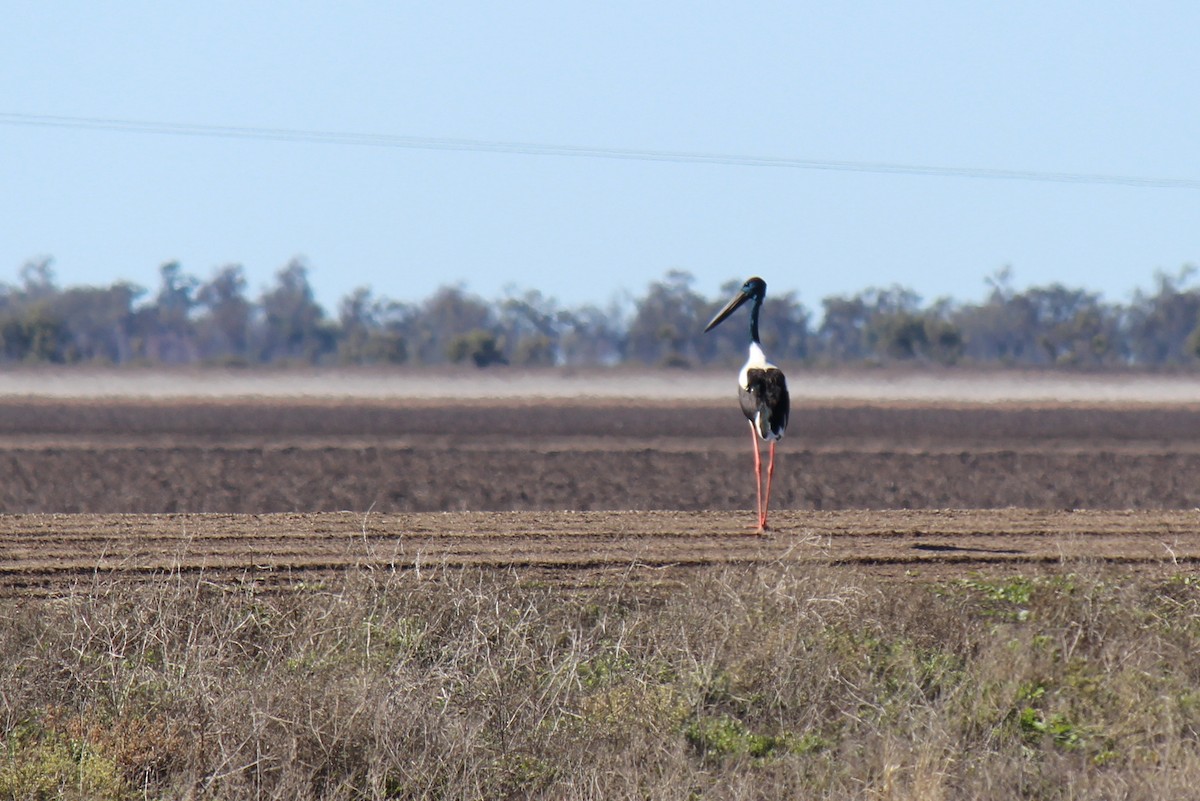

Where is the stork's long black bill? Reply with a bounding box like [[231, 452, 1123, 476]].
[[704, 291, 751, 332]]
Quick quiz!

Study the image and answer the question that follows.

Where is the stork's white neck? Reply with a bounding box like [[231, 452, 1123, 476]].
[[738, 341, 777, 388], [746, 341, 769, 368]]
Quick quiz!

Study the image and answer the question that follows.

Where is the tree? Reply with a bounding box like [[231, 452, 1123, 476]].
[[42, 282, 142, 363], [556, 303, 626, 366], [446, 329, 508, 367], [498, 288, 560, 366], [627, 270, 709, 366], [18, 258, 57, 302], [951, 270, 1120, 367], [1127, 266, 1200, 366], [816, 294, 872, 362], [922, 300, 965, 365], [1023, 284, 1118, 366], [258, 259, 336, 363], [195, 264, 254, 363], [337, 287, 408, 364], [15, 254, 1200, 371], [411, 285, 499, 364], [815, 285, 923, 363], [954, 269, 1041, 364], [135, 262, 199, 363], [0, 306, 70, 362], [862, 287, 923, 361]]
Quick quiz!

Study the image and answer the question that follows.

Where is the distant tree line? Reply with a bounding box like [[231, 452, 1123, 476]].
[[3, 258, 1200, 369]]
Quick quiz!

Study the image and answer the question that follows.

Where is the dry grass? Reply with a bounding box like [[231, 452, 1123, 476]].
[[2, 562, 1200, 799]]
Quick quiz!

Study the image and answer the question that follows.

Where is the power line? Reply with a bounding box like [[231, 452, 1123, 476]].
[[3, 111, 1198, 190]]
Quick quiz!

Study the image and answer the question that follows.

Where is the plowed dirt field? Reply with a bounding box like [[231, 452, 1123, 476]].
[[3, 370, 1200, 593], [3, 508, 1200, 596]]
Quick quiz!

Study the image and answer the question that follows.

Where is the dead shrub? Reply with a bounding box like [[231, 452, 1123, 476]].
[[2, 563, 1200, 799]]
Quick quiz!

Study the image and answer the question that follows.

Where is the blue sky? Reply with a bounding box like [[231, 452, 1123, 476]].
[[3, 2, 1198, 317]]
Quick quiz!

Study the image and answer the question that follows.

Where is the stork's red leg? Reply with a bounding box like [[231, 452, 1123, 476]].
[[750, 424, 764, 530], [761, 440, 777, 531]]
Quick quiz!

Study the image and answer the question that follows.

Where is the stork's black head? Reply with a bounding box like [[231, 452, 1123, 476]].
[[704, 276, 768, 333], [741, 276, 767, 299]]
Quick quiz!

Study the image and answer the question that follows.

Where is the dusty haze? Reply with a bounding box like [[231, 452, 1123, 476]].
[[1, 367, 1199, 404]]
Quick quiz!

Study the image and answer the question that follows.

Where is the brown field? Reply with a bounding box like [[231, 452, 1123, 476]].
[[3, 378, 1200, 590], [9, 373, 1200, 798], [3, 507, 1200, 597], [7, 394, 1200, 516]]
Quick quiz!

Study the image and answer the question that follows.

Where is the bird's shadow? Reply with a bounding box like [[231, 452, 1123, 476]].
[[911, 542, 1024, 556]]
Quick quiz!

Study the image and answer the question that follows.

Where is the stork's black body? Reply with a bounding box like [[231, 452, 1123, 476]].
[[705, 276, 790, 532], [740, 366, 789, 441]]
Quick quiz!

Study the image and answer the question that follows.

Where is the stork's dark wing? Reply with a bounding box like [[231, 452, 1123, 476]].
[[739, 367, 789, 440]]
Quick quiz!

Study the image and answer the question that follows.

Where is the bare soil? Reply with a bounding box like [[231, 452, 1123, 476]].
[[2, 390, 1200, 593], [2, 508, 1199, 596], [3, 398, 1200, 514]]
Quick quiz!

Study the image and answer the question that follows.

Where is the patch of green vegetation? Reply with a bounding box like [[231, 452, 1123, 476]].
[[1002, 660, 1122, 762], [817, 623, 967, 724], [0, 722, 132, 801], [487, 752, 558, 794], [580, 681, 690, 734], [958, 575, 1036, 621], [368, 614, 429, 660], [1166, 573, 1200, 589], [577, 649, 638, 690], [684, 714, 828, 763], [1016, 706, 1086, 750]]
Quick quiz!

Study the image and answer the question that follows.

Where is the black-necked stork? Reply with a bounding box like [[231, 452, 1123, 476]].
[[704, 277, 790, 533]]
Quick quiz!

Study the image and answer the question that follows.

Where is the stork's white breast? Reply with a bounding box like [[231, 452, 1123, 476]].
[[738, 341, 779, 389]]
